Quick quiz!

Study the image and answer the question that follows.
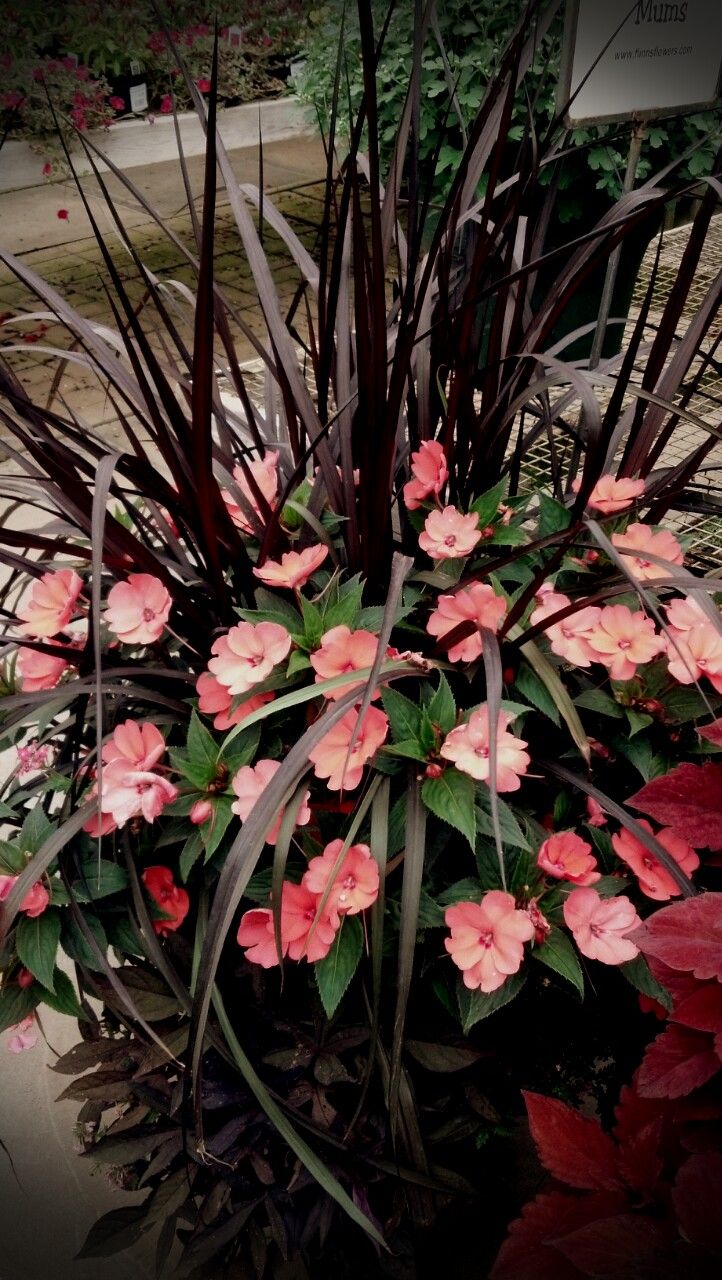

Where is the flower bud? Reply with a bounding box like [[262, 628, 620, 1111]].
[[424, 762, 444, 780], [190, 799, 212, 826], [17, 968, 34, 989]]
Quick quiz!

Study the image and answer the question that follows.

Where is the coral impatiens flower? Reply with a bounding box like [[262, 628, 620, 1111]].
[[142, 866, 189, 936], [105, 574, 172, 645], [6, 1015, 38, 1054], [237, 882, 338, 967], [537, 832, 600, 886], [572, 473, 645, 514], [231, 758, 311, 845], [208, 621, 291, 696], [0, 874, 50, 918], [16, 568, 82, 637], [427, 582, 507, 663], [563, 887, 640, 964], [611, 821, 699, 900], [253, 544, 328, 590], [403, 439, 449, 510], [303, 840, 379, 918], [419, 506, 481, 560], [309, 706, 389, 791], [586, 796, 607, 828], [16, 644, 69, 692], [665, 594, 711, 633], [99, 764, 177, 827], [445, 892, 535, 992], [223, 452, 278, 533], [440, 705, 529, 792], [586, 604, 664, 681], [529, 589, 601, 668], [310, 625, 380, 700], [665, 622, 722, 694], [611, 522, 684, 582], [196, 671, 274, 731], [103, 720, 165, 770]]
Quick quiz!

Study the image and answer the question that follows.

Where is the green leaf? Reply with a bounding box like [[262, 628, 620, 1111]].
[[75, 1206, 150, 1259], [664, 686, 716, 724], [299, 595, 324, 649], [457, 970, 526, 1033], [61, 913, 108, 971], [19, 807, 56, 854], [16, 907, 62, 991], [239, 587, 301, 632], [42, 969, 87, 1019], [532, 927, 584, 998], [538, 493, 571, 538], [179, 831, 204, 882], [322, 578, 363, 631], [470, 479, 506, 527], [314, 916, 363, 1018], [287, 650, 312, 678], [0, 980, 39, 1033], [381, 686, 423, 744], [515, 661, 560, 725], [616, 735, 653, 780], [0, 839, 25, 873], [427, 672, 457, 735], [476, 796, 530, 851], [71, 857, 129, 901], [383, 739, 428, 762], [621, 954, 673, 1012], [625, 709, 653, 738], [186, 711, 220, 787], [438, 878, 481, 907], [422, 770, 477, 851], [575, 689, 624, 718], [202, 796, 235, 861]]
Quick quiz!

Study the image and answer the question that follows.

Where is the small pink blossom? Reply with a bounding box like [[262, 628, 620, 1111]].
[[665, 622, 722, 694], [253, 544, 328, 590], [223, 452, 278, 533], [526, 899, 551, 945], [529, 590, 601, 668], [586, 796, 607, 828], [105, 574, 172, 645], [310, 626, 380, 700], [611, 821, 699, 901], [572, 474, 645, 515], [108, 95, 125, 110], [237, 881, 338, 966], [586, 604, 664, 681], [563, 887, 640, 964], [196, 78, 211, 93], [309, 706, 389, 791], [403, 440, 448, 509], [537, 831, 600, 885], [445, 892, 535, 992], [440, 705, 529, 792], [98, 763, 177, 827], [6, 1015, 38, 1054], [159, 93, 173, 113], [16, 740, 52, 776], [103, 720, 166, 770], [419, 506, 481, 561], [303, 840, 379, 918], [611, 522, 684, 582], [0, 875, 50, 918], [142, 866, 189, 935], [16, 643, 69, 692], [208, 621, 291, 696], [16, 568, 82, 637], [42, 161, 53, 177], [665, 595, 710, 633], [190, 799, 213, 825], [427, 582, 507, 663], [196, 671, 274, 731], [231, 758, 311, 844]]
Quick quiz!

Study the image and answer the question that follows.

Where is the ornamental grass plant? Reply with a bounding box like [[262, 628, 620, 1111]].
[[0, 2, 721, 1276]]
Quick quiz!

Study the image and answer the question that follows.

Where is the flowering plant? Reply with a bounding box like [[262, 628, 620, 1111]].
[[0, 4, 721, 1275]]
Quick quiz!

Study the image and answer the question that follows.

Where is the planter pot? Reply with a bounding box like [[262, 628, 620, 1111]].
[[0, 95, 315, 196]]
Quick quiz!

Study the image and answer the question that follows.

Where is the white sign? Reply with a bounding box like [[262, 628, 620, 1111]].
[[558, 0, 722, 125]]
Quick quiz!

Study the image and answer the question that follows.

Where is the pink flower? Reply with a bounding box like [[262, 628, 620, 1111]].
[[159, 93, 173, 113], [537, 831, 600, 885], [403, 440, 449, 509], [253, 544, 328, 590], [208, 621, 291, 696], [427, 582, 507, 663], [665, 622, 722, 694], [611, 821, 699, 900], [237, 881, 338, 966], [42, 161, 52, 176], [586, 796, 607, 828], [310, 625, 380, 700], [440, 705, 529, 792], [16, 741, 52, 776], [190, 799, 212, 825], [418, 506, 481, 561], [196, 78, 211, 93], [104, 574, 172, 645], [98, 763, 177, 827], [142, 866, 189, 935], [303, 840, 379, 917], [108, 95, 125, 110], [309, 706, 389, 791], [665, 595, 709, 633], [611, 523, 684, 582], [7, 1015, 38, 1054], [586, 604, 664, 681], [0, 875, 50, 918], [103, 720, 165, 770], [231, 758, 311, 844], [572, 474, 645, 514], [16, 968, 34, 989], [529, 589, 602, 668], [223, 452, 279, 533], [445, 892, 535, 992], [16, 644, 69, 691], [196, 671, 274, 731], [563, 887, 640, 964], [16, 568, 82, 637]]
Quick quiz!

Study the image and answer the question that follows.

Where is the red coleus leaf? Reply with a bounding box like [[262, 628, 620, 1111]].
[[629, 763, 722, 850], [616, 1117, 664, 1201], [633, 895, 722, 982], [672, 1152, 722, 1253], [698, 718, 722, 747], [637, 1024, 719, 1100], [523, 1091, 622, 1191], [553, 1214, 676, 1278], [490, 1191, 626, 1280], [672, 982, 722, 1038]]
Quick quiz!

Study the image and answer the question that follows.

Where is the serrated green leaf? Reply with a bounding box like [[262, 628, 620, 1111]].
[[470, 479, 506, 527], [179, 831, 204, 882], [532, 926, 584, 997], [71, 857, 128, 901], [322, 579, 363, 631], [422, 770, 476, 851], [427, 672, 457, 735], [299, 595, 324, 649], [0, 839, 25, 873], [625, 709, 653, 738], [574, 689, 624, 718], [61, 913, 108, 971], [476, 796, 530, 851], [314, 915, 363, 1018], [19, 807, 56, 854], [287, 650, 312, 678], [515, 661, 560, 725], [437, 877, 481, 907], [42, 969, 87, 1019], [239, 588, 301, 632], [538, 493, 571, 538], [383, 739, 428, 762], [381, 686, 423, 744], [16, 907, 61, 991], [0, 979, 39, 1032], [187, 711, 220, 786], [202, 796, 235, 861], [620, 954, 673, 1011], [457, 970, 526, 1032]]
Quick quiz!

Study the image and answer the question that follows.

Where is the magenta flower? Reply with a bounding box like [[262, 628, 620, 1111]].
[[440, 705, 529, 792], [419, 505, 481, 560], [208, 621, 291, 696], [104, 574, 172, 645], [563, 887, 640, 964], [445, 892, 535, 992]]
